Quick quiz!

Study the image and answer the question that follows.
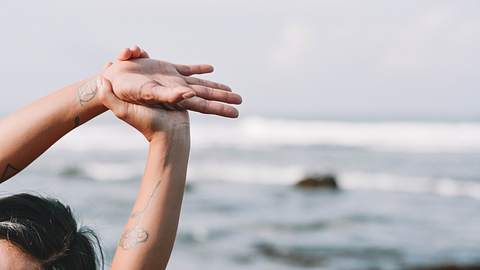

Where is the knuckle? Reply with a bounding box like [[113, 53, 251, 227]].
[[139, 80, 158, 102], [140, 89, 154, 101], [206, 87, 214, 98], [222, 91, 230, 100]]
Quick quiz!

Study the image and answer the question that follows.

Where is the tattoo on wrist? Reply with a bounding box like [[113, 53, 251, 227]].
[[77, 79, 98, 106], [74, 78, 99, 127], [1, 163, 20, 183], [119, 179, 162, 250]]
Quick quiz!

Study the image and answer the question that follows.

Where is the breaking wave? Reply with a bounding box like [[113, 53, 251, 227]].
[[55, 117, 480, 153]]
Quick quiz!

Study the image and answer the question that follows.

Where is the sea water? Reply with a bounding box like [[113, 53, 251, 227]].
[[2, 116, 480, 269]]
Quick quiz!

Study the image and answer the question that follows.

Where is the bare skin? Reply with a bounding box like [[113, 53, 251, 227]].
[[0, 241, 41, 270], [99, 82, 191, 269], [0, 46, 241, 184], [108, 45, 242, 118], [103, 57, 242, 118], [0, 46, 242, 268], [0, 47, 145, 183]]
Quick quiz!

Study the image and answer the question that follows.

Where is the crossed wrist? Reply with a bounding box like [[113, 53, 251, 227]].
[[93, 75, 114, 108], [150, 130, 190, 150]]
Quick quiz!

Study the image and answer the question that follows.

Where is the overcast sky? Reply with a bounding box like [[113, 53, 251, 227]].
[[0, 0, 479, 120]]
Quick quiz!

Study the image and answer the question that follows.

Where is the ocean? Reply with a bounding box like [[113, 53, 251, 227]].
[[2, 116, 480, 269]]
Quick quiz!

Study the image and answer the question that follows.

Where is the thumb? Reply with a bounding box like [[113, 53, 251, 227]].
[[97, 76, 129, 120], [117, 48, 132, 61]]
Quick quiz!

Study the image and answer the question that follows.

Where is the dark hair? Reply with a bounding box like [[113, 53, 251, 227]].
[[0, 193, 104, 269]]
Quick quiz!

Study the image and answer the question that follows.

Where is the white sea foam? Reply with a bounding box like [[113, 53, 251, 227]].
[[55, 117, 480, 153], [187, 162, 305, 185], [188, 161, 480, 200], [339, 172, 480, 200], [231, 117, 480, 153], [56, 123, 146, 152], [82, 161, 144, 182], [71, 159, 480, 200], [51, 116, 480, 200]]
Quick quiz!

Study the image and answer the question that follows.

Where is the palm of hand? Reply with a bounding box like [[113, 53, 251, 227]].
[[98, 78, 190, 142], [103, 59, 192, 105], [102, 58, 242, 118]]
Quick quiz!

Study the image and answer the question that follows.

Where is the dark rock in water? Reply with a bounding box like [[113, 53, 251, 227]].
[[295, 174, 338, 190]]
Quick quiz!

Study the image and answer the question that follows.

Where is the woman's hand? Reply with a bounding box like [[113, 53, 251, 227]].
[[107, 50, 193, 269], [102, 52, 242, 118], [97, 78, 189, 142]]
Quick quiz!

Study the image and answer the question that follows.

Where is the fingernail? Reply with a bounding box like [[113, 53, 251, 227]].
[[182, 91, 196, 99], [237, 95, 243, 104]]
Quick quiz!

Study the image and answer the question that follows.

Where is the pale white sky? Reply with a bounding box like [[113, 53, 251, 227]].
[[0, 0, 479, 120]]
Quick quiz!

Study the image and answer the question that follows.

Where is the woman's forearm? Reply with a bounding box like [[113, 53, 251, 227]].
[[111, 126, 190, 270], [0, 76, 107, 183]]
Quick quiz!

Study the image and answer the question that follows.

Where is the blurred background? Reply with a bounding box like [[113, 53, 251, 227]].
[[1, 1, 480, 269]]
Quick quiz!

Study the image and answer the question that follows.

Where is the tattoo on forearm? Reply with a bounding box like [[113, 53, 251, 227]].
[[73, 116, 81, 127], [1, 163, 20, 182], [77, 79, 98, 105], [119, 180, 162, 250]]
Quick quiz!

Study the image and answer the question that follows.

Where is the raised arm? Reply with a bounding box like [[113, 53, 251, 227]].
[[0, 46, 241, 183], [99, 82, 191, 269], [0, 75, 107, 182], [0, 47, 145, 183]]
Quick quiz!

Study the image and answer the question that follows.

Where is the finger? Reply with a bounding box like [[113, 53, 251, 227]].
[[190, 85, 242, 104], [184, 76, 231, 91], [117, 48, 133, 61], [178, 96, 239, 118], [130, 45, 142, 58], [97, 77, 129, 119], [175, 64, 214, 76], [150, 85, 196, 104]]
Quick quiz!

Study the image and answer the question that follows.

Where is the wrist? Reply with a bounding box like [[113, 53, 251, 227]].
[[150, 130, 190, 150], [147, 133, 190, 172], [151, 125, 190, 153], [92, 75, 110, 110], [70, 76, 108, 127]]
